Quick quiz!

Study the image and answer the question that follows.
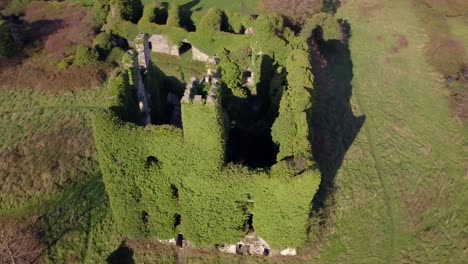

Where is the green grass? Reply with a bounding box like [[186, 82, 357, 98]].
[[150, 52, 207, 91], [309, 0, 467, 263], [0, 87, 108, 210]]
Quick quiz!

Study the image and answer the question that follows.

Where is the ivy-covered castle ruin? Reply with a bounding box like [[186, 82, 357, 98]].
[[92, 2, 339, 256]]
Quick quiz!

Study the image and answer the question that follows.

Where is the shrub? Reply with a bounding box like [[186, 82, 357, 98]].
[[74, 45, 99, 67], [106, 47, 126, 65], [92, 0, 110, 26], [57, 56, 74, 70], [0, 19, 18, 58], [111, 0, 143, 23], [302, 12, 342, 40], [198, 8, 223, 32], [219, 49, 242, 90], [93, 32, 113, 59]]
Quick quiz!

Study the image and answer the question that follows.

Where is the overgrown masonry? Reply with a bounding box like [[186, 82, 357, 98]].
[[92, 9, 340, 249]]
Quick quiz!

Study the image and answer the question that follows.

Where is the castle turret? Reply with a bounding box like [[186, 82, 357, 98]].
[[181, 75, 225, 171]]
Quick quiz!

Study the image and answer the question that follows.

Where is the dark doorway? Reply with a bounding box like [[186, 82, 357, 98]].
[[179, 42, 192, 55], [170, 184, 179, 200], [176, 234, 184, 247], [174, 213, 181, 229]]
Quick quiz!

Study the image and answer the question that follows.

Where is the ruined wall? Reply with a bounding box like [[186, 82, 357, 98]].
[[135, 33, 150, 69], [191, 46, 211, 62], [94, 24, 321, 251], [149, 34, 180, 56]]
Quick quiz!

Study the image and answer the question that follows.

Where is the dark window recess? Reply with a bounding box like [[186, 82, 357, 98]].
[[141, 211, 149, 224], [174, 213, 181, 228], [176, 234, 184, 247], [146, 156, 160, 168], [263, 248, 270, 256], [170, 184, 179, 200], [148, 41, 152, 50], [243, 213, 254, 232]]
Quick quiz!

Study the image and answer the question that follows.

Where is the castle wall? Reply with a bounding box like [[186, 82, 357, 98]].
[[191, 46, 210, 62], [149, 34, 180, 56]]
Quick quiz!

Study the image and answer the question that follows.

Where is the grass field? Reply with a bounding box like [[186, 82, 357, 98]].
[[309, 0, 467, 263]]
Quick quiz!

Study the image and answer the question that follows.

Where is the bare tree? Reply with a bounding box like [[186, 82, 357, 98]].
[[0, 219, 44, 264]]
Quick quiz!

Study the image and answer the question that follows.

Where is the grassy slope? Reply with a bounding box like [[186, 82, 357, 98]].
[[315, 0, 467, 263]]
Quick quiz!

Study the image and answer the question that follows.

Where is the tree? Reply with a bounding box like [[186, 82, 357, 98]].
[[0, 219, 44, 264]]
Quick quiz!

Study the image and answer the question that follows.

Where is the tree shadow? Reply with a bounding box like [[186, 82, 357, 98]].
[[153, 2, 169, 25], [308, 22, 365, 215], [179, 0, 200, 32], [144, 60, 185, 125], [224, 55, 280, 168], [107, 242, 135, 264]]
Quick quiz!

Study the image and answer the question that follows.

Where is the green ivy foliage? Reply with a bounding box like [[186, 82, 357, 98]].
[[219, 49, 242, 92], [302, 12, 342, 40], [272, 47, 314, 165], [197, 8, 224, 32], [93, 106, 320, 248], [93, 9, 322, 250], [93, 32, 113, 59]]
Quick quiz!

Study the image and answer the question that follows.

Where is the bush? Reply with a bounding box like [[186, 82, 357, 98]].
[[219, 49, 242, 90], [302, 12, 342, 40], [57, 56, 74, 70], [0, 19, 18, 57], [92, 0, 110, 26], [111, 0, 143, 23], [106, 47, 126, 65], [93, 32, 113, 59], [74, 45, 99, 67], [198, 8, 223, 32]]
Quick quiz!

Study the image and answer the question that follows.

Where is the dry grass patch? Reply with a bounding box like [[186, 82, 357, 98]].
[[22, 1, 96, 58], [424, 0, 468, 16], [0, 54, 110, 93], [0, 1, 110, 93]]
